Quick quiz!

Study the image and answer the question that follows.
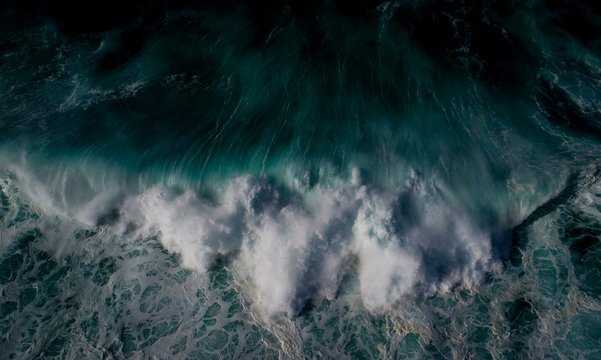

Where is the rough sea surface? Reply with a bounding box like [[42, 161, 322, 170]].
[[1, 0, 601, 358]]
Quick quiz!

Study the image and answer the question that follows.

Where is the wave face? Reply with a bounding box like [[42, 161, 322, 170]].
[[1, 0, 601, 358]]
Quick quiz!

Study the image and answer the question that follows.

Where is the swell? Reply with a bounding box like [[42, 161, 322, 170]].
[[2, 0, 598, 183]]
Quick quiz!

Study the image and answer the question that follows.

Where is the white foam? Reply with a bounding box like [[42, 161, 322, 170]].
[[3, 159, 509, 314], [352, 187, 419, 309], [116, 172, 502, 314], [123, 183, 245, 271]]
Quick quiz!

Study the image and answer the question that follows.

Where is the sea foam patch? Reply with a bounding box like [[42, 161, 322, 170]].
[[117, 172, 503, 314]]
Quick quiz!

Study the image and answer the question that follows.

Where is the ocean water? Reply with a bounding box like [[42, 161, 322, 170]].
[[1, 0, 601, 358]]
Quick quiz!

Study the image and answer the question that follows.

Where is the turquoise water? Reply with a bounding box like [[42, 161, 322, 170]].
[[1, 1, 601, 358]]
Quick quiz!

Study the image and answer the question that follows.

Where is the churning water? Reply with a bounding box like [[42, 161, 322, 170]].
[[1, 1, 601, 358]]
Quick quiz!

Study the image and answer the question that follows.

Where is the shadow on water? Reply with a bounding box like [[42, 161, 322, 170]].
[[492, 169, 599, 268]]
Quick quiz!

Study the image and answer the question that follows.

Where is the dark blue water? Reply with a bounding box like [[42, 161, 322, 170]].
[[1, 1, 601, 358]]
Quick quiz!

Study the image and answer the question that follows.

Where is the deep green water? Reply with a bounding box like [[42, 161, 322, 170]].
[[1, 0, 601, 358]]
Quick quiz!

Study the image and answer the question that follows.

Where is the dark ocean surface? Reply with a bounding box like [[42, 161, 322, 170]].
[[1, 1, 601, 358]]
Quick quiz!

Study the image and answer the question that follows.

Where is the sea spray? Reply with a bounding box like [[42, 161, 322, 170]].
[[1, 0, 601, 358]]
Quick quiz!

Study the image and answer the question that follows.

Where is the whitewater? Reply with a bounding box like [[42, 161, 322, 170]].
[[1, 0, 601, 358]]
